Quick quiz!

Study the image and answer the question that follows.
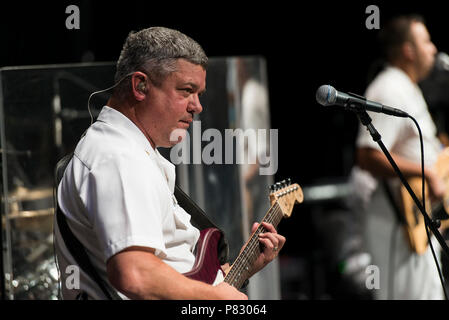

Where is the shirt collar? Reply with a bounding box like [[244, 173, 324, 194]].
[[97, 106, 156, 159], [386, 65, 416, 86], [97, 106, 176, 192]]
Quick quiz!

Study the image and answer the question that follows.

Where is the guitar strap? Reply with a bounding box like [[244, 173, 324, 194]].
[[174, 187, 246, 289], [174, 185, 229, 265], [54, 153, 229, 299]]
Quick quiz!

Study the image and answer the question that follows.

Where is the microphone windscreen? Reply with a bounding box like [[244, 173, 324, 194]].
[[316, 85, 337, 106], [436, 52, 449, 71]]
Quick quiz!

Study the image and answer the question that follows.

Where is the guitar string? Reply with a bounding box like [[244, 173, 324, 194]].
[[229, 204, 281, 279], [227, 204, 279, 272], [225, 186, 299, 286], [225, 204, 282, 286], [224, 208, 277, 286], [224, 206, 277, 285], [225, 202, 283, 286]]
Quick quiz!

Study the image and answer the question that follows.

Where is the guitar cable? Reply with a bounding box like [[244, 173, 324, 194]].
[[408, 115, 448, 300]]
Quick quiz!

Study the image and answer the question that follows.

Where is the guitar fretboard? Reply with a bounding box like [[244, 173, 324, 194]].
[[224, 202, 283, 288]]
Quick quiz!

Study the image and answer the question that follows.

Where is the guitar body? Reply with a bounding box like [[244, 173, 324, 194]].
[[401, 178, 432, 254], [183, 228, 224, 285], [401, 147, 449, 254]]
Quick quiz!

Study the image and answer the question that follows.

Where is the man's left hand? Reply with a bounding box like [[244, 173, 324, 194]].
[[250, 222, 285, 275]]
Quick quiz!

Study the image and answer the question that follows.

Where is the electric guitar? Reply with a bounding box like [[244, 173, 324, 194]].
[[400, 147, 449, 254], [183, 179, 303, 288]]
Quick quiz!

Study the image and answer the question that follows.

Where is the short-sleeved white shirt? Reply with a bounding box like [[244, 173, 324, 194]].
[[55, 106, 200, 299], [356, 66, 441, 164]]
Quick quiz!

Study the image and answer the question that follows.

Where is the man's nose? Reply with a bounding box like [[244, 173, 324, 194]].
[[188, 94, 203, 114], [431, 42, 437, 56]]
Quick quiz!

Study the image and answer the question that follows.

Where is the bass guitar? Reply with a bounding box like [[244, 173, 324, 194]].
[[183, 179, 303, 288]]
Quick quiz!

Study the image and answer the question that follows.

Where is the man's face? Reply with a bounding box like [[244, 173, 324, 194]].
[[137, 59, 206, 148], [410, 21, 437, 81]]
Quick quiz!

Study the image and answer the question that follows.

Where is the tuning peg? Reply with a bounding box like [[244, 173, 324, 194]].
[[287, 178, 291, 185], [269, 184, 276, 192], [276, 182, 282, 190]]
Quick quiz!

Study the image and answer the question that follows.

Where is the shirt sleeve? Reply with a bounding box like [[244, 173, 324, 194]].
[[83, 152, 171, 262]]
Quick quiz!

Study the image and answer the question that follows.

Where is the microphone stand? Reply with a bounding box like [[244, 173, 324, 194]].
[[356, 108, 449, 259]]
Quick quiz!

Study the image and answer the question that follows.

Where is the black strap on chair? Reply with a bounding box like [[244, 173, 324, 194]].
[[54, 153, 230, 299]]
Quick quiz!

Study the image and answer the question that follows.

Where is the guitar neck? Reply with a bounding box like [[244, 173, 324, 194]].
[[224, 202, 284, 289]]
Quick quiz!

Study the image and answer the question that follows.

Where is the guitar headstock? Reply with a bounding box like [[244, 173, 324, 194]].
[[269, 178, 304, 218]]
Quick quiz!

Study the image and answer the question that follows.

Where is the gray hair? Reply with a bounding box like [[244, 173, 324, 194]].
[[114, 26, 208, 95]]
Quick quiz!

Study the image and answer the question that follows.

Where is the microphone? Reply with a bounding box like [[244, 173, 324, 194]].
[[435, 52, 449, 71], [316, 84, 409, 118]]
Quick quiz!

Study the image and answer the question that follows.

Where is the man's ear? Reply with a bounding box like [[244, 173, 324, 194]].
[[402, 41, 416, 61], [131, 72, 148, 101], [137, 82, 147, 93]]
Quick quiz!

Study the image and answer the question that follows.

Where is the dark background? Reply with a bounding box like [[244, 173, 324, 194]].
[[2, 0, 449, 299], [2, 0, 448, 185]]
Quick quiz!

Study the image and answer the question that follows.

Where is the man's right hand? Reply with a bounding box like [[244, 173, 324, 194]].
[[214, 282, 248, 300]]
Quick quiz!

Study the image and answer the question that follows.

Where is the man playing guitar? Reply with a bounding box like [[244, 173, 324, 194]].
[[54, 27, 286, 300]]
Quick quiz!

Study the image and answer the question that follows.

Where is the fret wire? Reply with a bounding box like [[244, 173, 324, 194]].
[[227, 229, 261, 282], [231, 204, 280, 269], [225, 202, 284, 285], [227, 206, 281, 286], [232, 202, 283, 281], [227, 203, 282, 279]]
